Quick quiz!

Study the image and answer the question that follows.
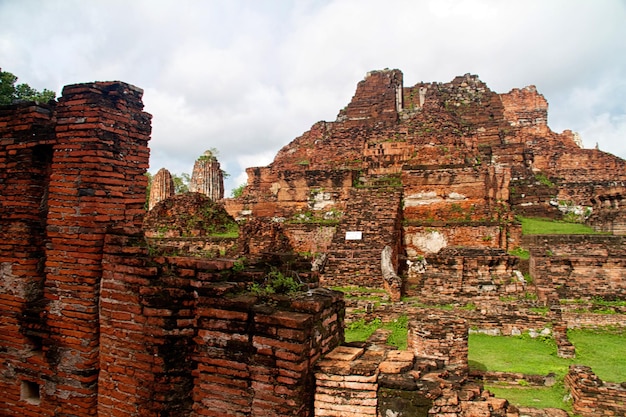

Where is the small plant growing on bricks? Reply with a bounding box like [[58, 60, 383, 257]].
[[248, 269, 305, 296]]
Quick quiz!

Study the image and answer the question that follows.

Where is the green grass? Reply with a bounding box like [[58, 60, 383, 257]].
[[345, 315, 408, 350], [485, 383, 570, 411], [331, 286, 389, 301], [331, 286, 387, 293], [209, 231, 239, 238], [469, 333, 570, 410], [567, 328, 626, 382], [345, 318, 382, 343], [469, 330, 626, 411], [518, 217, 601, 235], [508, 247, 530, 259], [469, 333, 565, 376], [385, 315, 409, 350]]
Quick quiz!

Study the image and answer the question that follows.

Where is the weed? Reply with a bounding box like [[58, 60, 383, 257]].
[[523, 292, 538, 301], [591, 297, 626, 307], [233, 257, 246, 272], [534, 172, 555, 187], [385, 315, 409, 350], [509, 247, 530, 260], [248, 269, 304, 296]]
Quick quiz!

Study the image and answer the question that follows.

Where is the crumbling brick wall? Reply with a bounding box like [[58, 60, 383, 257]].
[[0, 82, 150, 416], [99, 228, 345, 417], [527, 235, 626, 300], [565, 365, 626, 417], [0, 83, 345, 417]]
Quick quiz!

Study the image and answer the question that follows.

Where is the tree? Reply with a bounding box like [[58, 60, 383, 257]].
[[0, 69, 56, 105], [172, 173, 190, 194], [144, 172, 153, 211], [231, 183, 247, 198]]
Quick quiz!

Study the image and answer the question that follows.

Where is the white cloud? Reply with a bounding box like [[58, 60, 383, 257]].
[[1, 0, 625, 190]]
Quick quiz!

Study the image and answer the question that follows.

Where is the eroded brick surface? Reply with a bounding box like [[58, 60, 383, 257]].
[[0, 82, 151, 416]]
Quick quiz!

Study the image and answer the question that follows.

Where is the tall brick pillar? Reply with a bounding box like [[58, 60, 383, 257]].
[[43, 82, 150, 415], [189, 150, 225, 201], [0, 103, 56, 417], [148, 167, 175, 210]]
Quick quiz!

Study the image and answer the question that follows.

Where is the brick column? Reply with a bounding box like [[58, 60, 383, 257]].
[[0, 103, 56, 417], [42, 82, 150, 415]]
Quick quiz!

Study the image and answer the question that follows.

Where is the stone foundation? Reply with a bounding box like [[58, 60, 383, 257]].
[[315, 326, 518, 417], [408, 313, 469, 371]]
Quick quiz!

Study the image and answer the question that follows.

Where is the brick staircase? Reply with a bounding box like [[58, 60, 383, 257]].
[[321, 185, 403, 289]]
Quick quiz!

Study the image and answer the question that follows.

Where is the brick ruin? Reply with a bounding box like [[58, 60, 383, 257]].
[[1, 70, 626, 416], [188, 150, 224, 202], [0, 82, 151, 416], [218, 69, 626, 416], [148, 167, 175, 210], [0, 82, 346, 417], [149, 149, 225, 211], [230, 69, 626, 306]]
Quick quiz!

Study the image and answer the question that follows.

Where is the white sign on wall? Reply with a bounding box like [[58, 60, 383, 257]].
[[345, 231, 363, 240]]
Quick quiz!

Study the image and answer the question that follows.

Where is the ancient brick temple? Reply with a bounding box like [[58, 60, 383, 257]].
[[2, 70, 626, 417], [228, 69, 626, 302], [189, 150, 224, 201]]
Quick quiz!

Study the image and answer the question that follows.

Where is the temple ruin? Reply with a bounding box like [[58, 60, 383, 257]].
[[148, 167, 175, 210], [1, 70, 625, 416], [189, 150, 224, 201]]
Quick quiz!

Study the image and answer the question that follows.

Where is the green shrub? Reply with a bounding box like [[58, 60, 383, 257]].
[[534, 172, 555, 187], [248, 269, 304, 296], [231, 183, 246, 198]]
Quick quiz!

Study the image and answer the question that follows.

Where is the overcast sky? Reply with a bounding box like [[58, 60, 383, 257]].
[[2, 0, 625, 194]]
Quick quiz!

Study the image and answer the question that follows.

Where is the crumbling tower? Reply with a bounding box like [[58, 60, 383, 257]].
[[189, 149, 224, 201], [148, 167, 175, 210]]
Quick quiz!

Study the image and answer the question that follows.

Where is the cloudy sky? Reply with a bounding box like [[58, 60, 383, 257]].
[[1, 0, 625, 194]]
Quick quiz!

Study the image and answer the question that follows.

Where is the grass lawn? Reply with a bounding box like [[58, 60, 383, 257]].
[[567, 328, 626, 382], [469, 330, 626, 411], [468, 333, 567, 377], [345, 315, 408, 350], [486, 384, 570, 410], [518, 217, 602, 235]]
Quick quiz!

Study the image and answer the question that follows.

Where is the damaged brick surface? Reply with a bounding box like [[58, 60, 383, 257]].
[[0, 81, 151, 416]]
